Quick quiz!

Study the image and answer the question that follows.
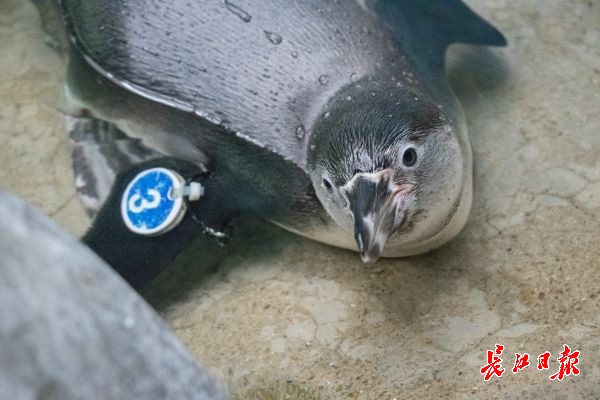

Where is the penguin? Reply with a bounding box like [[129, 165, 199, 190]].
[[35, 0, 506, 289]]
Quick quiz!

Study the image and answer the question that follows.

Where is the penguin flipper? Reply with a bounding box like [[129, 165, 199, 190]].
[[67, 115, 163, 217], [370, 0, 506, 64], [82, 157, 234, 292]]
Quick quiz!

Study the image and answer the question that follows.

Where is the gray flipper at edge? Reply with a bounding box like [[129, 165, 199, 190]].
[[0, 188, 226, 399], [370, 0, 507, 68]]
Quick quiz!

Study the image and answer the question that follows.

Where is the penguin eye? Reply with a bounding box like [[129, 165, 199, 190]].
[[402, 147, 418, 167], [323, 178, 334, 192]]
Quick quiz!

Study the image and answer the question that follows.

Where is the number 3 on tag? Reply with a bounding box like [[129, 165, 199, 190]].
[[121, 168, 187, 236], [128, 189, 161, 213]]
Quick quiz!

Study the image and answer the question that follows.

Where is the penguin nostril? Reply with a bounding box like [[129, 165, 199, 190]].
[[323, 178, 333, 192]]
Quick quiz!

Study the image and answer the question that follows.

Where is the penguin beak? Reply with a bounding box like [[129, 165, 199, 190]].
[[343, 170, 412, 263]]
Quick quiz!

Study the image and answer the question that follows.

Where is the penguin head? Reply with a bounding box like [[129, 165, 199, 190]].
[[307, 81, 466, 262]]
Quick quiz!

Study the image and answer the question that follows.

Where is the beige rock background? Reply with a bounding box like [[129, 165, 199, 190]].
[[1, 0, 599, 398]]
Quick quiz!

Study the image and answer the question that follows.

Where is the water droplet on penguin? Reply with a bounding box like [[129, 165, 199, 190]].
[[224, 0, 252, 23], [295, 125, 307, 140], [264, 30, 283, 45], [318, 75, 330, 85]]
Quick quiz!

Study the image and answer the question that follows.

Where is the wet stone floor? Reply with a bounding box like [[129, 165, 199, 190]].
[[1, 0, 599, 398]]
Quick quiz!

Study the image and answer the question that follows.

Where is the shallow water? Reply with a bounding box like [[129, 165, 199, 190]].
[[1, 0, 599, 398]]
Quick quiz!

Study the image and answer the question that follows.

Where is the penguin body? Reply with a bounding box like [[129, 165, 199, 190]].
[[36, 0, 506, 285]]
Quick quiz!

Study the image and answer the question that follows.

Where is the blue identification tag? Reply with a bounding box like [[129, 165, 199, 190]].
[[121, 168, 188, 236]]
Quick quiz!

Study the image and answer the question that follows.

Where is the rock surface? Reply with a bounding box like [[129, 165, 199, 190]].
[[0, 188, 225, 400], [1, 0, 599, 398]]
